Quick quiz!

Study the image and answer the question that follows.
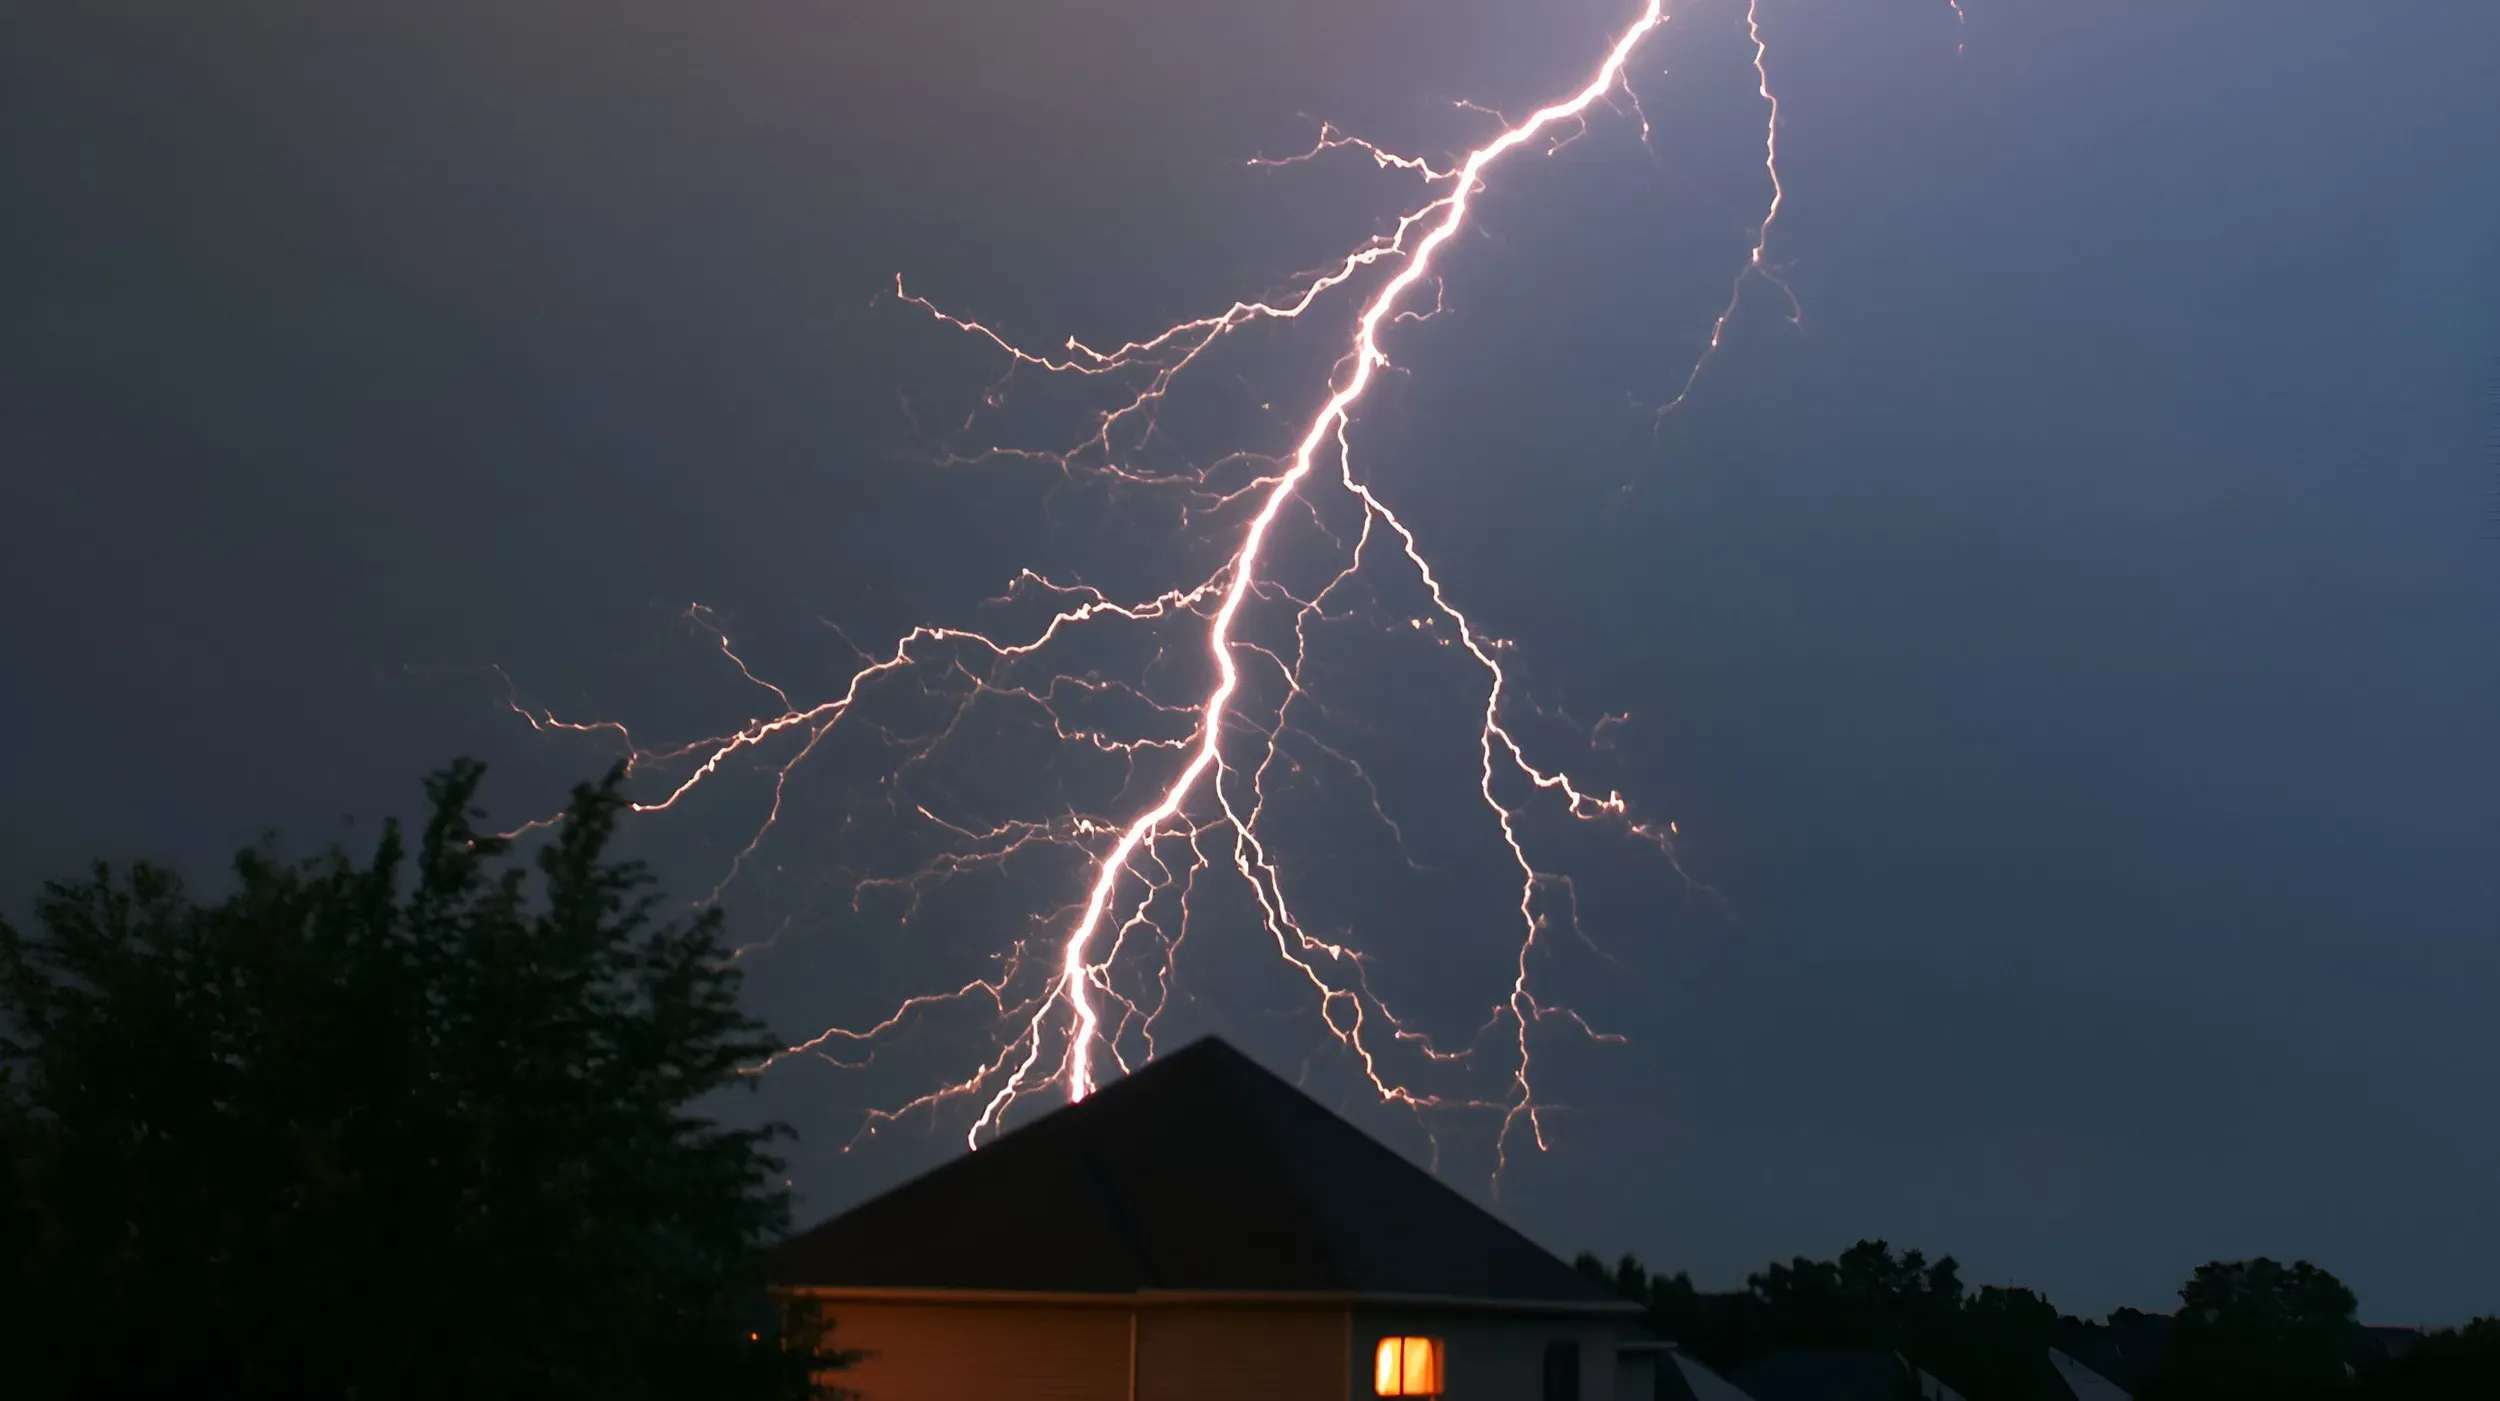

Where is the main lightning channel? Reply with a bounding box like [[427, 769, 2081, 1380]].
[[1006, 0, 1672, 1116], [499, 0, 1711, 1174]]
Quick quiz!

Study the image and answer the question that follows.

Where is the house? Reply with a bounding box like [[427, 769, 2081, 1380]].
[[2054, 1310, 2169, 1394], [1727, 1347, 1965, 1401], [2044, 1347, 2130, 1401], [2359, 1324, 2427, 1364], [1651, 1346, 1763, 1401], [767, 1036, 1646, 1399], [2055, 1312, 2427, 1393]]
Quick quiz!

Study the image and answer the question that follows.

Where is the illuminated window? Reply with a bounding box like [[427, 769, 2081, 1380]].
[[1374, 1336, 1445, 1397]]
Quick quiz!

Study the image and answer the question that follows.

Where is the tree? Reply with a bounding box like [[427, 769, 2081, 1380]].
[[1953, 1285, 2061, 1401], [1576, 1242, 2078, 1400], [2358, 1318, 2500, 1401], [1573, 1250, 1767, 1372], [1575, 1249, 1660, 1308], [2141, 1258, 2360, 1401], [0, 761, 840, 1400], [1750, 1240, 1968, 1368]]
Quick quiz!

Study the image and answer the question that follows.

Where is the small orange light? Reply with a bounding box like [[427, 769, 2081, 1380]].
[[1374, 1336, 1444, 1397]]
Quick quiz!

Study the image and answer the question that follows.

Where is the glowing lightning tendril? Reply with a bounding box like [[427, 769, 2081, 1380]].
[[1652, 0, 1797, 420], [993, 0, 1677, 1135], [494, 0, 1810, 1180]]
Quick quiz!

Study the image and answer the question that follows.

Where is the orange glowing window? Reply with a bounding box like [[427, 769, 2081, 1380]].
[[1374, 1336, 1445, 1397]]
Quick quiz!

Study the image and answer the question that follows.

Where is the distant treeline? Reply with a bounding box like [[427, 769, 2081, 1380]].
[[1574, 1241, 2498, 1401]]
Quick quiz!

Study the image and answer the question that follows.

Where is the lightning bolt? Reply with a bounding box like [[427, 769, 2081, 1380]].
[[500, 0, 1749, 1180]]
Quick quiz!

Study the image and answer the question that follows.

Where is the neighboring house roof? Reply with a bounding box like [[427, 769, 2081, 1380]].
[[2057, 1315, 2421, 1390], [1656, 1349, 1764, 1401], [2047, 1348, 2131, 1401], [2057, 1312, 2172, 1393], [2362, 1325, 2426, 1361], [767, 1035, 1626, 1309], [1729, 1347, 1962, 1401]]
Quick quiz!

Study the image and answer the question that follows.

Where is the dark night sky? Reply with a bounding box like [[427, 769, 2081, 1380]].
[[5, 0, 2496, 1322]]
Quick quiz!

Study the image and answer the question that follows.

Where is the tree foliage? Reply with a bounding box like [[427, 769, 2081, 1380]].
[[0, 761, 836, 1400], [2359, 1317, 2500, 1400], [2140, 1257, 2361, 1401], [1578, 1241, 2492, 1401], [1579, 1240, 2022, 1394], [1750, 1239, 1969, 1358]]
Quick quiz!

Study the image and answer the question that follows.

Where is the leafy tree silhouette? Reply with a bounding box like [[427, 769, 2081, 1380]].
[[2140, 1258, 2360, 1401], [0, 761, 847, 1400], [2359, 1316, 2500, 1400], [1580, 1241, 2062, 1398]]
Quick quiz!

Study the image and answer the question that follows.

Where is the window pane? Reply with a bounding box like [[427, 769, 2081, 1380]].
[[1374, 1336, 1445, 1396]]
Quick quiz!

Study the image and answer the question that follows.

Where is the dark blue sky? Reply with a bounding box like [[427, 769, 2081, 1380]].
[[5, 0, 2495, 1322]]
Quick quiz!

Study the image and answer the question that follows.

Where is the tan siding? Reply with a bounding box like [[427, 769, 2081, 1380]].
[[1135, 1306, 1349, 1401], [823, 1302, 1131, 1401]]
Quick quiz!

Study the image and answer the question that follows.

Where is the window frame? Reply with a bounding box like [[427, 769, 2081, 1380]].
[[1372, 1335, 1446, 1397], [1540, 1337, 1581, 1401]]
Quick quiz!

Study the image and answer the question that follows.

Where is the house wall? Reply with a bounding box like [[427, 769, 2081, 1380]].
[[816, 1299, 1352, 1401], [814, 1297, 1630, 1401], [1352, 1307, 1633, 1401], [818, 1301, 1130, 1401], [1135, 1303, 1350, 1401], [1614, 1348, 1657, 1401]]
